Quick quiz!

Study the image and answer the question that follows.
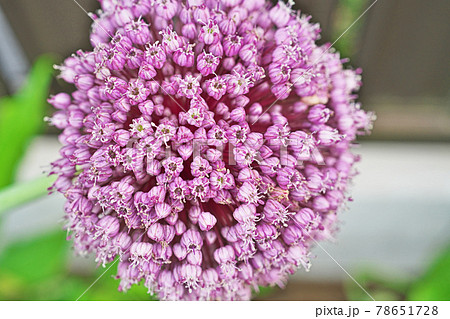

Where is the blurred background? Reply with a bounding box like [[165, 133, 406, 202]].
[[0, 0, 449, 301]]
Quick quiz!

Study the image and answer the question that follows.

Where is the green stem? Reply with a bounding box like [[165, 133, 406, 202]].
[[0, 175, 56, 216]]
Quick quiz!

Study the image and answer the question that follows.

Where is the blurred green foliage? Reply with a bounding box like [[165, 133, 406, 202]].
[[408, 246, 450, 301], [0, 55, 54, 189], [0, 231, 155, 301], [332, 0, 369, 58], [345, 271, 409, 301], [346, 246, 450, 301]]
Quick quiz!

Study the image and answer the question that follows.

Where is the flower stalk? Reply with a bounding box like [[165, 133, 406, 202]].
[[0, 175, 56, 216]]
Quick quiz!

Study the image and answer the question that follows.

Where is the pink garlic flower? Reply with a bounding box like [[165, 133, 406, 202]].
[[48, 0, 373, 300]]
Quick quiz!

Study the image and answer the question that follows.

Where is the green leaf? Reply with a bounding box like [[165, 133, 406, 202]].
[[0, 55, 55, 189], [408, 246, 450, 301], [0, 230, 154, 300], [0, 231, 69, 284]]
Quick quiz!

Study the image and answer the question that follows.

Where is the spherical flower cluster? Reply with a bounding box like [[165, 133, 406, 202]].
[[48, 0, 373, 300]]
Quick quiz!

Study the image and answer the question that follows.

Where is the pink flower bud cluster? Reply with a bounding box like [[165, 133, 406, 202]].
[[48, 0, 373, 300]]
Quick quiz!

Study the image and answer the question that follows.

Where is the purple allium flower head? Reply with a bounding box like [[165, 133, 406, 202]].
[[48, 0, 374, 300]]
